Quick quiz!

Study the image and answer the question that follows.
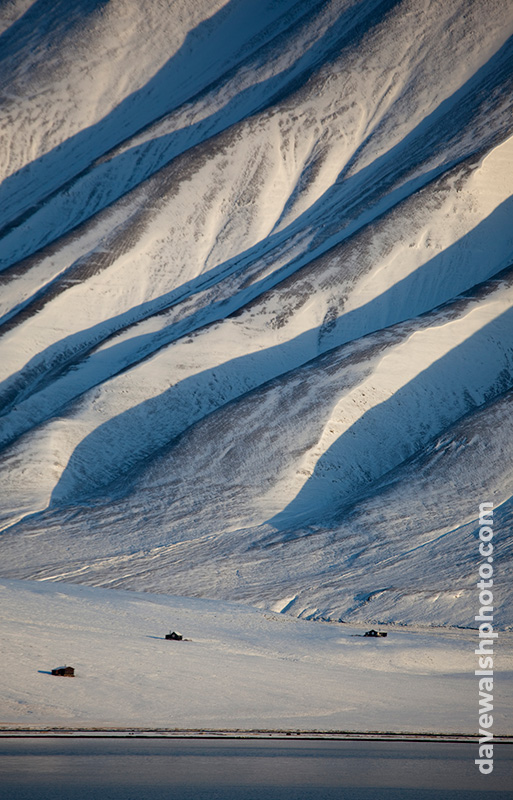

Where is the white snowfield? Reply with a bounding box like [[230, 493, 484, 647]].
[[1, 0, 513, 712], [1, 578, 512, 733]]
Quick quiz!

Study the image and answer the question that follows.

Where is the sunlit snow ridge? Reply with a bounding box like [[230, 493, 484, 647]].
[[1, 0, 513, 626]]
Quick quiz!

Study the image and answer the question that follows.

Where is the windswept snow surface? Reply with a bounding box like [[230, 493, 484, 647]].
[[2, 578, 512, 733], [1, 0, 513, 631]]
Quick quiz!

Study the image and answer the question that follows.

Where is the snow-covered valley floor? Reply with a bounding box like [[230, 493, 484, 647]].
[[1, 579, 511, 735]]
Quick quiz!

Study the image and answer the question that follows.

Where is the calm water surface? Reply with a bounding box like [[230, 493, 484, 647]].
[[0, 738, 511, 799]]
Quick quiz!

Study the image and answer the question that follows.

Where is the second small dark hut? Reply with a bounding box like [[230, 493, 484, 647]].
[[165, 631, 183, 640]]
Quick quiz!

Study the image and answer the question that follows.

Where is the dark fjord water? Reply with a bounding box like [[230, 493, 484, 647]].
[[0, 738, 511, 799]]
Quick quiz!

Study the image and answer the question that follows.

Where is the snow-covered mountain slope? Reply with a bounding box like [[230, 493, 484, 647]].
[[1, 0, 513, 627]]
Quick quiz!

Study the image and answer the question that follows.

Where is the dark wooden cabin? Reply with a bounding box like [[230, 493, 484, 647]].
[[51, 666, 75, 676], [165, 631, 183, 640]]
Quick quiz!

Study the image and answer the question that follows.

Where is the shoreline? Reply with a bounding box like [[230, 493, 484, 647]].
[[1, 728, 512, 743]]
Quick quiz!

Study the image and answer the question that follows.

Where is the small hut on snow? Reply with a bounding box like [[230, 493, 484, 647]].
[[51, 666, 75, 676]]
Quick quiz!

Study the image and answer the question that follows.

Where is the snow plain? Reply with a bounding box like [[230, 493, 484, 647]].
[[1, 0, 513, 734], [2, 577, 512, 734]]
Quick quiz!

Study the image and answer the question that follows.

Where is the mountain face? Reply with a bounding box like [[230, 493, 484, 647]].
[[1, 0, 512, 627]]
